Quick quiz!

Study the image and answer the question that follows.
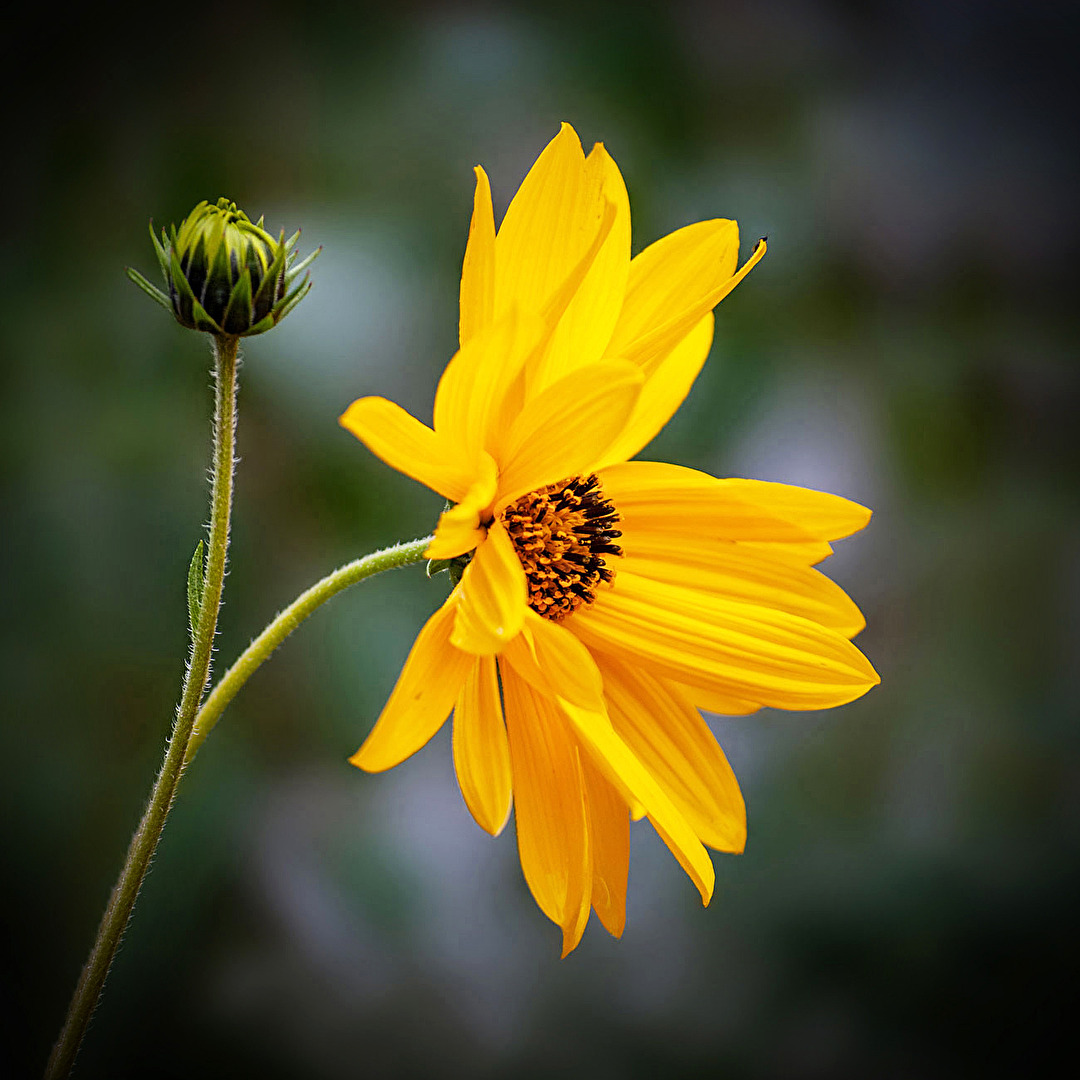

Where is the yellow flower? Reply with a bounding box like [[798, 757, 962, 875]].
[[340, 124, 878, 955]]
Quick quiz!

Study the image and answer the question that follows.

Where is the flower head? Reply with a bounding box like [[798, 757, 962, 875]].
[[341, 124, 878, 954], [127, 197, 319, 337]]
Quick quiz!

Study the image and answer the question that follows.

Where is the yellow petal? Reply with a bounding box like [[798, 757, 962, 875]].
[[340, 396, 472, 503], [452, 655, 512, 836], [571, 571, 880, 710], [561, 791, 593, 957], [493, 123, 595, 325], [618, 549, 866, 637], [559, 697, 715, 905], [673, 682, 761, 716], [501, 609, 605, 709], [719, 479, 871, 540], [600, 461, 872, 542], [595, 312, 714, 470], [424, 451, 498, 560], [501, 663, 593, 947], [607, 228, 766, 373], [594, 652, 746, 852], [623, 533, 834, 573], [451, 520, 528, 654], [581, 753, 629, 937], [496, 360, 643, 508], [737, 540, 834, 566], [606, 219, 739, 364], [349, 600, 473, 772], [424, 516, 485, 562], [459, 165, 496, 347], [433, 310, 549, 463], [530, 142, 631, 391]]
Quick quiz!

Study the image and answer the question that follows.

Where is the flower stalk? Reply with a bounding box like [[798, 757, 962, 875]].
[[46, 334, 240, 1079], [184, 535, 434, 763]]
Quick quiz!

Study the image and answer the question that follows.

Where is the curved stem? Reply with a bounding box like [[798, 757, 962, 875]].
[[184, 534, 433, 763], [46, 335, 240, 1079]]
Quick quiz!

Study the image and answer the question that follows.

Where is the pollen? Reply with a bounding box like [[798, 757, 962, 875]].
[[501, 474, 622, 621]]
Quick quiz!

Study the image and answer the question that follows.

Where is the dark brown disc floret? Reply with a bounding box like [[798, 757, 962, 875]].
[[500, 473, 623, 621]]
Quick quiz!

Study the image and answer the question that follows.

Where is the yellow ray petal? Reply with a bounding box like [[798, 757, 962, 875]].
[[459, 165, 496, 347], [496, 360, 643, 508], [581, 753, 629, 937], [493, 124, 597, 324], [719, 479, 871, 540], [608, 231, 766, 373], [531, 142, 631, 391], [425, 451, 498, 560], [434, 310, 549, 463], [501, 609, 605, 709], [501, 663, 593, 946], [606, 219, 739, 365], [622, 533, 835, 573], [424, 517, 485, 562], [673, 681, 762, 716], [595, 312, 714, 470], [600, 461, 872, 542], [559, 697, 715, 905], [340, 396, 472, 503], [594, 652, 746, 852], [618, 549, 866, 637], [350, 600, 473, 772], [453, 655, 512, 836], [561, 788, 593, 957], [736, 540, 834, 565], [451, 520, 528, 655], [571, 572, 880, 710]]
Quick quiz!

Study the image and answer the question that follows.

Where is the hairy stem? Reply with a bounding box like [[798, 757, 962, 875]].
[[46, 335, 240, 1079], [184, 534, 434, 762]]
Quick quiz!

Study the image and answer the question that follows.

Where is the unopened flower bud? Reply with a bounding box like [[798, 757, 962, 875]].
[[127, 198, 320, 337]]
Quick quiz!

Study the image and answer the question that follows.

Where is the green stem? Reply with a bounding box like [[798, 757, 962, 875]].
[[184, 534, 433, 763], [46, 335, 240, 1079]]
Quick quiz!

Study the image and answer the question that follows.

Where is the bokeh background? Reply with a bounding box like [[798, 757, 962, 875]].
[[3, 1, 1078, 1076]]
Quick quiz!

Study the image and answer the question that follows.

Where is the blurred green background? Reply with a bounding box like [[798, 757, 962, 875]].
[[3, 2, 1077, 1076]]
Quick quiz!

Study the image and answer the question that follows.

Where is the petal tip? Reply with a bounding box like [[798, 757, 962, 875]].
[[338, 398, 364, 431], [560, 919, 587, 958], [698, 863, 716, 906]]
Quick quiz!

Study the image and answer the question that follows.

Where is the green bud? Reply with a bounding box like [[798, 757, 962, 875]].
[[127, 197, 320, 337]]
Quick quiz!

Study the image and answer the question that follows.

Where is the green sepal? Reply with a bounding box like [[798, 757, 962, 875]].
[[187, 540, 205, 636], [426, 558, 453, 578], [449, 559, 468, 588], [220, 267, 253, 335], [252, 231, 288, 318], [190, 295, 223, 334], [149, 221, 170, 282], [245, 312, 276, 336], [273, 276, 311, 323], [126, 267, 172, 311], [284, 245, 321, 287], [169, 246, 197, 326]]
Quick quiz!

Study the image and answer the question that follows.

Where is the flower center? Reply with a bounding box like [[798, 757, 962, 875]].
[[500, 474, 622, 621]]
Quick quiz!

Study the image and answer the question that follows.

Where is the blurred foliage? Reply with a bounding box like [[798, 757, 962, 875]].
[[2, 1, 1077, 1077]]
